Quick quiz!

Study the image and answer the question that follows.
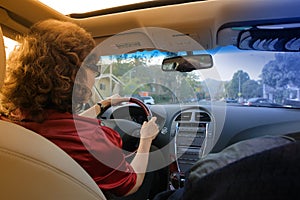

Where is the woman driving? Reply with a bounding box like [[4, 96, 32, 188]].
[[0, 19, 159, 199]]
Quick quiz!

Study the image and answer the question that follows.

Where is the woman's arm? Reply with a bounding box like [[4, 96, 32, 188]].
[[79, 94, 125, 118], [124, 117, 159, 196], [79, 104, 100, 118]]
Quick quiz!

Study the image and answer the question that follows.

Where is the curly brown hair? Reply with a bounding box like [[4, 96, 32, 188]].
[[0, 19, 96, 122]]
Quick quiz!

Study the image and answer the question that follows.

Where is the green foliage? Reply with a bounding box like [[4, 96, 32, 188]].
[[226, 70, 249, 98], [242, 79, 263, 99], [224, 70, 263, 99], [262, 53, 300, 89]]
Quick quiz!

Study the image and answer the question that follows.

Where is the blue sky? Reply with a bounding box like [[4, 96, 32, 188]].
[[212, 46, 275, 81]]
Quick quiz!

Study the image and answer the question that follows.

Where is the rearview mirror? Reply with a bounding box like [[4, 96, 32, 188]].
[[162, 54, 213, 72]]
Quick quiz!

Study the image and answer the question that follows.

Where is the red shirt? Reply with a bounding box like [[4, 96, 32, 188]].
[[1, 110, 136, 196]]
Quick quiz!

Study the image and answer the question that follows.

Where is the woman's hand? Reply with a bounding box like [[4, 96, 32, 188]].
[[99, 94, 127, 108], [80, 94, 126, 118], [140, 117, 159, 141]]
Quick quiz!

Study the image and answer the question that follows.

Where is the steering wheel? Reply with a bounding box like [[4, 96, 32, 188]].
[[99, 97, 153, 153]]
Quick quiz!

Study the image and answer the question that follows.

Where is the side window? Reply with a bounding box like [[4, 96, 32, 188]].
[[99, 83, 106, 90], [3, 36, 18, 59]]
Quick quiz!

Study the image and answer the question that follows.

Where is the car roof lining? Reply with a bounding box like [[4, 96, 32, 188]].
[[2, 0, 300, 51]]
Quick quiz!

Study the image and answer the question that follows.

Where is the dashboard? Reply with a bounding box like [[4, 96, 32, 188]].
[[101, 103, 300, 188], [171, 109, 213, 174]]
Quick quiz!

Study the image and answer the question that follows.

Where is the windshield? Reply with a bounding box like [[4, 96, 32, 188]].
[[91, 45, 300, 108]]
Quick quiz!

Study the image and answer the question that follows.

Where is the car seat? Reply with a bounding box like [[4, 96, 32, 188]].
[[182, 135, 300, 200], [0, 25, 107, 200]]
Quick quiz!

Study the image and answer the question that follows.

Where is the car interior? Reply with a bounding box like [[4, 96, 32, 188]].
[[1, 0, 300, 199], [0, 21, 107, 199]]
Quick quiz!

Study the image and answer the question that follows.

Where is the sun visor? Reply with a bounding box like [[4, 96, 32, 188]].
[[94, 27, 208, 56]]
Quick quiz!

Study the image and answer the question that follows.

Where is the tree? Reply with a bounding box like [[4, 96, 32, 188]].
[[226, 70, 250, 98], [242, 79, 262, 99], [262, 53, 300, 89]]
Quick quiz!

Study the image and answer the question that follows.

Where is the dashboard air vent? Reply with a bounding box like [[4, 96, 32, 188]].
[[175, 112, 192, 121], [195, 112, 211, 122]]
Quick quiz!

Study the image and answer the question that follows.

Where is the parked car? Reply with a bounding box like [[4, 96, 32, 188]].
[[244, 98, 283, 107], [283, 99, 300, 108], [138, 96, 155, 105], [225, 98, 238, 103]]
